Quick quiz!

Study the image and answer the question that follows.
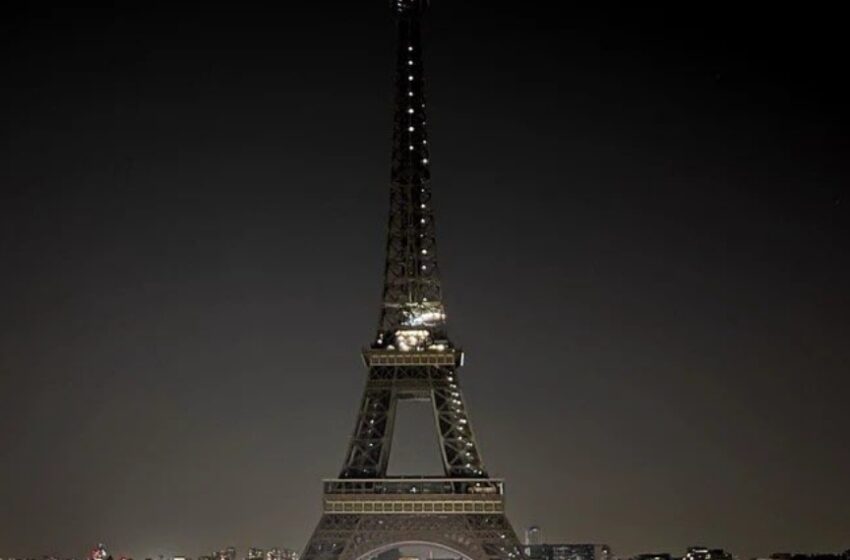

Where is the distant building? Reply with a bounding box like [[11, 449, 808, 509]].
[[684, 547, 735, 560], [247, 550, 264, 560], [525, 527, 543, 546], [90, 545, 109, 560], [689, 548, 734, 560], [264, 549, 298, 560], [525, 544, 613, 560], [632, 553, 673, 560], [215, 548, 236, 560], [768, 552, 850, 560]]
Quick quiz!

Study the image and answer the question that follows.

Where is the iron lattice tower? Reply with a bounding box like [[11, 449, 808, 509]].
[[302, 3, 524, 560]]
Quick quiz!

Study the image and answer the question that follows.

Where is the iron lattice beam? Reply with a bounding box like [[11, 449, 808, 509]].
[[377, 0, 446, 344], [302, 4, 525, 560], [340, 365, 487, 479]]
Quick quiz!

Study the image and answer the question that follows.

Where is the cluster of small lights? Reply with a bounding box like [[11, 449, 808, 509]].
[[403, 40, 435, 299], [438, 373, 483, 475], [394, 329, 431, 351], [403, 42, 430, 173], [361, 398, 386, 463]]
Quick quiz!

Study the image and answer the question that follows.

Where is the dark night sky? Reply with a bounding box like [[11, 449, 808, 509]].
[[1, 2, 848, 559]]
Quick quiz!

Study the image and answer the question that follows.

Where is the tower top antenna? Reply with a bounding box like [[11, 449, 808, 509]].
[[391, 0, 429, 15]]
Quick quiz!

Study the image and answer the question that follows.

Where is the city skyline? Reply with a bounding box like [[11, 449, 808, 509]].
[[3, 543, 850, 560], [1, 2, 848, 559]]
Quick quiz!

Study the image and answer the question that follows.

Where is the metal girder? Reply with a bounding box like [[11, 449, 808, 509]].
[[302, 514, 523, 560], [375, 0, 447, 345], [340, 365, 486, 479], [302, 4, 526, 560]]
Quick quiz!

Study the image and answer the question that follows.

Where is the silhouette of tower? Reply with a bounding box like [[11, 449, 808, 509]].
[[301, 3, 525, 560]]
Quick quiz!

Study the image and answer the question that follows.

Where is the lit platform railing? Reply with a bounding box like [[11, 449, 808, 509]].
[[324, 477, 503, 495], [362, 348, 463, 367], [321, 478, 505, 515]]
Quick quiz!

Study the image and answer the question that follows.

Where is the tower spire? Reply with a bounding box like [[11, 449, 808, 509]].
[[376, 0, 447, 351]]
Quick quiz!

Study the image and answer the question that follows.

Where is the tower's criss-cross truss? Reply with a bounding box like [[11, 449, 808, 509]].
[[302, 2, 524, 560]]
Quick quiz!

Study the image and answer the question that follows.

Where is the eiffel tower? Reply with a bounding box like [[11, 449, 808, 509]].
[[301, 2, 525, 560]]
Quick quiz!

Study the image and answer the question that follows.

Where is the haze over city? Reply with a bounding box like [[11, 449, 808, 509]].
[[1, 2, 847, 560]]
